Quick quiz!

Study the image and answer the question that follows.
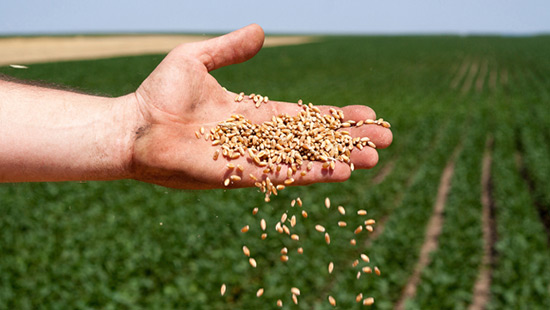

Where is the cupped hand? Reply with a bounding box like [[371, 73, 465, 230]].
[[129, 24, 392, 189]]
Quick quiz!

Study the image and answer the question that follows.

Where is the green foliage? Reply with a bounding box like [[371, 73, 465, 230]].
[[1, 35, 550, 309]]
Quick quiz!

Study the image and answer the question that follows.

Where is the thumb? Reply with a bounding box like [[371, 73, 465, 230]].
[[182, 24, 265, 72]]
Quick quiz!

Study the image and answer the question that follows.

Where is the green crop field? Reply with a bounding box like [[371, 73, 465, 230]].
[[1, 35, 550, 309]]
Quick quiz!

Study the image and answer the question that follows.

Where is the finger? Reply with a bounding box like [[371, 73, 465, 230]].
[[183, 24, 265, 72], [349, 146, 379, 169]]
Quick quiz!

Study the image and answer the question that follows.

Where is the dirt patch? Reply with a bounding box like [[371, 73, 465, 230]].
[[0, 35, 316, 66], [475, 60, 489, 93], [394, 144, 462, 310], [468, 135, 496, 310], [451, 58, 471, 89]]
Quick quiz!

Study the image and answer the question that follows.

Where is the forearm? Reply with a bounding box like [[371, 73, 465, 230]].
[[0, 79, 137, 182]]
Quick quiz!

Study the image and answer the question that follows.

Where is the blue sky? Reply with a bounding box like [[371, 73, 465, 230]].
[[1, 0, 549, 35]]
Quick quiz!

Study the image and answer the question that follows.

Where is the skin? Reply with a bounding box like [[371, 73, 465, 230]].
[[0, 24, 392, 189]]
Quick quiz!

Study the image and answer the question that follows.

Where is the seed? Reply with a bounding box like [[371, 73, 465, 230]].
[[227, 163, 235, 169], [354, 226, 363, 234], [365, 219, 376, 225], [350, 239, 357, 246], [242, 246, 250, 257], [237, 164, 244, 172], [366, 225, 374, 232], [368, 141, 376, 148], [361, 254, 370, 262], [338, 206, 346, 215], [325, 197, 331, 208], [287, 167, 293, 178], [283, 225, 290, 235], [230, 175, 241, 182], [241, 225, 250, 233], [352, 259, 359, 267], [307, 161, 313, 171], [281, 247, 288, 255], [280, 255, 289, 262], [302, 210, 308, 218], [256, 288, 264, 297], [261, 233, 267, 240], [224, 178, 230, 186], [195, 131, 201, 139], [315, 225, 326, 232], [357, 271, 362, 279], [356, 293, 363, 303], [220, 284, 226, 296], [330, 161, 335, 170], [292, 293, 298, 305], [260, 219, 266, 231], [374, 266, 381, 276], [296, 198, 303, 207], [291, 199, 296, 207], [200, 127, 205, 134], [338, 221, 347, 227], [281, 213, 288, 223], [249, 174, 257, 181], [249, 258, 257, 268], [357, 210, 367, 216], [363, 297, 374, 306], [291, 234, 300, 241], [350, 163, 355, 171], [362, 266, 372, 274], [277, 299, 283, 307], [297, 247, 304, 254], [300, 171, 307, 176], [291, 287, 301, 296], [290, 215, 297, 227], [328, 295, 336, 306], [252, 207, 258, 215], [276, 184, 285, 191], [325, 232, 331, 244], [213, 150, 220, 160], [284, 178, 294, 185], [328, 262, 334, 274]]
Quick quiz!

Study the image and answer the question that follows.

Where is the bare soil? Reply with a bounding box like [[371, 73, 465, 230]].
[[0, 35, 316, 66]]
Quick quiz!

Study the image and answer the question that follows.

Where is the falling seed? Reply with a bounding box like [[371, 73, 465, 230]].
[[290, 215, 297, 227], [291, 199, 296, 207], [357, 271, 362, 279], [281, 247, 288, 255], [362, 266, 372, 274], [361, 254, 370, 262], [256, 288, 264, 297], [249, 174, 257, 181], [260, 219, 266, 231], [287, 167, 293, 178], [241, 225, 250, 233], [276, 184, 285, 190], [374, 266, 381, 276], [9, 64, 28, 69], [296, 198, 303, 207], [328, 295, 336, 306], [354, 226, 363, 234], [252, 207, 259, 215], [280, 255, 289, 262], [281, 213, 288, 223], [261, 233, 267, 240], [224, 178, 230, 186], [307, 161, 313, 171], [357, 210, 367, 216], [365, 219, 376, 225], [325, 197, 331, 208], [350, 163, 355, 171], [352, 259, 359, 267], [292, 293, 298, 305], [350, 239, 357, 246], [213, 150, 220, 160], [338, 206, 346, 215], [325, 232, 331, 245], [243, 246, 250, 257], [291, 287, 301, 296], [283, 225, 290, 235], [363, 297, 374, 306], [315, 225, 326, 232], [302, 210, 308, 218], [284, 178, 295, 185], [297, 247, 304, 254], [195, 131, 201, 139], [338, 221, 347, 227], [249, 258, 257, 268], [330, 161, 335, 170], [291, 234, 300, 241], [328, 262, 334, 274], [221, 284, 226, 296], [356, 293, 363, 303], [366, 225, 374, 232], [277, 299, 283, 307]]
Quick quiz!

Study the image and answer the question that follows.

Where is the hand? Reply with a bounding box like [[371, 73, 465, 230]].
[[129, 24, 392, 189]]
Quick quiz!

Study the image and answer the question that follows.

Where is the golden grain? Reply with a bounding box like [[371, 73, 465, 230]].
[[325, 197, 331, 208], [338, 221, 347, 227], [261, 233, 267, 240], [277, 299, 283, 307], [337, 205, 346, 215], [365, 219, 376, 225], [328, 295, 336, 306], [221, 284, 226, 296], [297, 247, 304, 254], [361, 254, 370, 263], [366, 225, 374, 232], [328, 262, 334, 274], [362, 266, 372, 274], [302, 210, 308, 218], [241, 225, 250, 233], [291, 234, 300, 241], [325, 232, 331, 245], [374, 266, 381, 276], [356, 293, 363, 303], [357, 210, 367, 216], [252, 207, 258, 215], [363, 297, 374, 306], [249, 258, 257, 268], [291, 287, 301, 296], [296, 197, 303, 207], [354, 226, 363, 234], [290, 215, 297, 227], [352, 259, 359, 268], [230, 175, 241, 182], [315, 225, 326, 232], [224, 178, 230, 186], [280, 255, 289, 262], [350, 239, 357, 246], [256, 288, 264, 297], [260, 219, 266, 231], [242, 246, 250, 257]]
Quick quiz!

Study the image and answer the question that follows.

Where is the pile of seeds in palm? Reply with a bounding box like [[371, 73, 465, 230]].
[[200, 91, 390, 307]]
